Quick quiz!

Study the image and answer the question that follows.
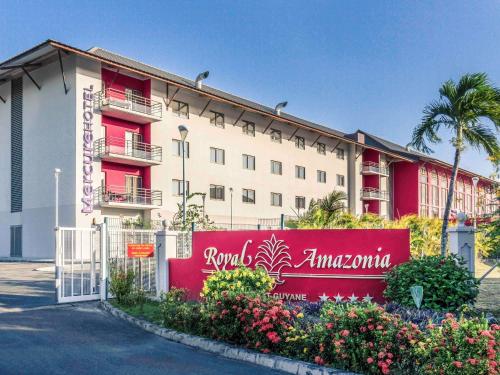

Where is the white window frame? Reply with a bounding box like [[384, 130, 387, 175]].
[[172, 179, 190, 196], [270, 129, 282, 143], [172, 139, 190, 158], [242, 121, 255, 137], [295, 136, 305, 150], [336, 174, 345, 187], [317, 170, 326, 183], [295, 196, 306, 209], [317, 142, 326, 155], [336, 148, 345, 160]]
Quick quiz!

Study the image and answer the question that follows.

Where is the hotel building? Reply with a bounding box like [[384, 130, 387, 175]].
[[0, 40, 497, 259]]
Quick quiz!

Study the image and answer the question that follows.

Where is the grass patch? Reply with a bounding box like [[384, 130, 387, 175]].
[[110, 300, 162, 325]]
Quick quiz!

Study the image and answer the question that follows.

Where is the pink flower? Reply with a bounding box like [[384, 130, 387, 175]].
[[340, 329, 350, 337], [467, 358, 478, 365], [314, 356, 325, 365], [326, 323, 334, 329], [367, 357, 374, 364], [452, 361, 463, 368], [466, 337, 475, 344]]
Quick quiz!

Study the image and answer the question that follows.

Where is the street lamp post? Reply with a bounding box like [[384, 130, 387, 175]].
[[54, 168, 61, 229], [201, 193, 206, 218], [472, 176, 479, 228], [178, 125, 189, 227], [229, 187, 233, 230]]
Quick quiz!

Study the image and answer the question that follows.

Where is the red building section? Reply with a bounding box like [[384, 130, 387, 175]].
[[99, 68, 154, 203]]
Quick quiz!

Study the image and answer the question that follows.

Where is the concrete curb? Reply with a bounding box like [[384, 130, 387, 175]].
[[0, 258, 54, 263], [100, 301, 358, 375]]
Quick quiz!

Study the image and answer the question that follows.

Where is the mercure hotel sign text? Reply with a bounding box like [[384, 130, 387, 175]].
[[81, 86, 94, 213]]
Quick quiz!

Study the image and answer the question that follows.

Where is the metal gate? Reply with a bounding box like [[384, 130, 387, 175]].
[[55, 227, 102, 303], [107, 228, 157, 294]]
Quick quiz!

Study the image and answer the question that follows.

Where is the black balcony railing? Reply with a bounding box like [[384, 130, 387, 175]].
[[94, 185, 162, 207], [94, 137, 162, 163], [94, 88, 162, 118]]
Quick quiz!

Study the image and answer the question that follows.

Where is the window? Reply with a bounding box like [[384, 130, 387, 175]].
[[209, 110, 225, 128], [270, 129, 282, 143], [210, 184, 225, 200], [336, 174, 345, 186], [295, 196, 306, 210], [210, 147, 225, 164], [271, 160, 282, 175], [271, 192, 282, 207], [317, 170, 326, 183], [172, 179, 190, 196], [242, 189, 255, 204], [172, 100, 189, 118], [295, 136, 305, 150], [242, 121, 255, 136], [242, 154, 255, 170], [172, 139, 190, 158], [295, 165, 306, 179], [317, 143, 326, 155], [336, 148, 345, 160]]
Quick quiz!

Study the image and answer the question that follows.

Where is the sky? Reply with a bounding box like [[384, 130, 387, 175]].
[[1, 0, 499, 177]]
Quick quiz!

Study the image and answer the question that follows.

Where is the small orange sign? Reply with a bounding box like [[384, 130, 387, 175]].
[[127, 243, 154, 258]]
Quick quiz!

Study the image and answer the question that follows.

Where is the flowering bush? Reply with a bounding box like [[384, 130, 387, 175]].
[[384, 255, 480, 311], [416, 313, 499, 374], [201, 266, 274, 300], [307, 302, 424, 374], [203, 291, 298, 352], [159, 287, 205, 334]]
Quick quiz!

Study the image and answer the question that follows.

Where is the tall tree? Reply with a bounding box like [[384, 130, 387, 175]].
[[410, 73, 500, 255]]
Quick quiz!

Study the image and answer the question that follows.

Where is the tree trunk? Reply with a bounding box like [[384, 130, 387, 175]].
[[440, 147, 461, 255]]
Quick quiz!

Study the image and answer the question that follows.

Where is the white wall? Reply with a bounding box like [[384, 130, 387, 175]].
[[149, 81, 351, 224], [0, 55, 78, 258], [0, 81, 12, 256]]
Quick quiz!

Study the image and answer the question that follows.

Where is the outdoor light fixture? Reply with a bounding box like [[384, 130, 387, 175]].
[[195, 71, 210, 89], [178, 125, 189, 226], [275, 101, 288, 116]]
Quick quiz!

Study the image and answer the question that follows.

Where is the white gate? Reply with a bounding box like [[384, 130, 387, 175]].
[[55, 227, 103, 303]]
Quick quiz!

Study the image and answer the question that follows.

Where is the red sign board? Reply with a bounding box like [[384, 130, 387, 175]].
[[127, 243, 154, 258], [169, 229, 410, 303]]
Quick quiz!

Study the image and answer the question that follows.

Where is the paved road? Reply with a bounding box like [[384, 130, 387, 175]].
[[0, 263, 285, 375]]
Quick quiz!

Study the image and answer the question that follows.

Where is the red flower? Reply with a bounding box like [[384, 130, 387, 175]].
[[314, 356, 325, 365]]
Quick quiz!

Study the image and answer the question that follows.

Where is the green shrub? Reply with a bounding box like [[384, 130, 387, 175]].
[[110, 269, 136, 305], [416, 314, 500, 374], [477, 218, 500, 259], [384, 255, 480, 311], [201, 266, 274, 300], [159, 288, 204, 334]]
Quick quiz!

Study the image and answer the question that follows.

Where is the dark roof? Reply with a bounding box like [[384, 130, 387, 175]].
[[89, 47, 347, 139]]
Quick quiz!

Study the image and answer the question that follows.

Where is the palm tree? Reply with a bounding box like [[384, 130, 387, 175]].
[[307, 190, 347, 226], [410, 73, 500, 255]]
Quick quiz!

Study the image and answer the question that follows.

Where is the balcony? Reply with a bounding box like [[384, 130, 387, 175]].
[[94, 88, 162, 123], [94, 137, 162, 166], [361, 162, 389, 176], [360, 188, 389, 201], [94, 185, 162, 210]]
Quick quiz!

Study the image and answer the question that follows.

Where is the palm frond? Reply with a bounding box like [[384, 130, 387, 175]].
[[462, 124, 500, 156]]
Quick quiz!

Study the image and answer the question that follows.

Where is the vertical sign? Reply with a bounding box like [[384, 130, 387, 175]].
[[81, 85, 94, 213]]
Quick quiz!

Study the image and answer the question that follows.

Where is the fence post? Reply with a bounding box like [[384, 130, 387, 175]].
[[191, 222, 195, 232], [280, 214, 285, 230], [54, 227, 61, 303], [447, 212, 475, 276], [257, 224, 261, 231], [100, 220, 108, 301], [156, 230, 169, 298]]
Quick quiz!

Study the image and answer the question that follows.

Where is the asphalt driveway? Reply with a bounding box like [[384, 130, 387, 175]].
[[0, 263, 285, 375]]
